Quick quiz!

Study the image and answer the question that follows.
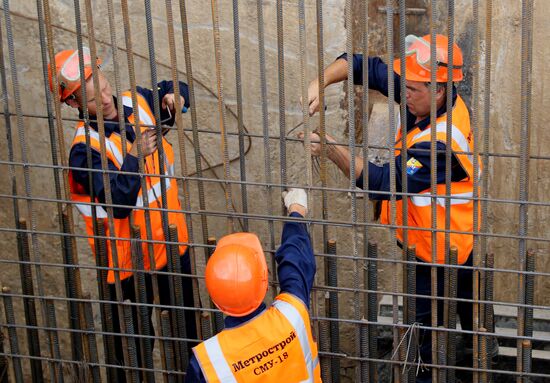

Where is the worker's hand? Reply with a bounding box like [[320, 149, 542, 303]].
[[161, 93, 187, 114], [297, 131, 336, 156], [300, 79, 321, 116], [129, 128, 158, 158], [282, 188, 308, 216]]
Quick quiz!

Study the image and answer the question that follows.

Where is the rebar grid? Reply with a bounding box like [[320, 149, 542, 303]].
[[0, 1, 547, 382]]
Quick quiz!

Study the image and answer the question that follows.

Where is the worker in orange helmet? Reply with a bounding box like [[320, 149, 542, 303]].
[[186, 188, 322, 383], [49, 47, 196, 382], [301, 34, 495, 381]]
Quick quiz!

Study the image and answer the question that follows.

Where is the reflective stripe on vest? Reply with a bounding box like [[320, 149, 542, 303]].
[[201, 337, 238, 383], [272, 299, 317, 383], [74, 126, 124, 167], [410, 191, 473, 208], [135, 164, 175, 207], [74, 203, 108, 219]]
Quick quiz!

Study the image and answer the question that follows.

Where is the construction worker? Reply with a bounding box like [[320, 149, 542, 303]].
[[49, 47, 197, 381], [302, 35, 480, 381], [185, 188, 322, 382]]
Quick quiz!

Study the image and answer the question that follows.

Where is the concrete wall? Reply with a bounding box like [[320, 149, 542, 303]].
[[0, 0, 548, 380]]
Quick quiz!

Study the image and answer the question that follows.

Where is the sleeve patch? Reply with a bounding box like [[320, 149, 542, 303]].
[[406, 157, 423, 175]]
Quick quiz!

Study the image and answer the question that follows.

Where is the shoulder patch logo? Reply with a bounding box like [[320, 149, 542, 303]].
[[406, 157, 423, 175]]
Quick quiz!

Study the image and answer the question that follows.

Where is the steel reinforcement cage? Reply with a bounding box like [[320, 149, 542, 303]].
[[0, 0, 547, 382]]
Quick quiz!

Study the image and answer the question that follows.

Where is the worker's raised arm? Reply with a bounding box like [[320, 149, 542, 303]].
[[305, 54, 402, 116], [305, 58, 348, 116], [275, 188, 315, 306]]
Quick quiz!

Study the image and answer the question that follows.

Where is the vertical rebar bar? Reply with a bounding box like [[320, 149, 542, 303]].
[[406, 245, 417, 383], [209, 0, 235, 233], [123, 300, 140, 383], [479, 327, 488, 383], [438, 327, 447, 383], [448, 247, 458, 383], [484, 252, 495, 380], [319, 292, 331, 383], [178, 0, 211, 298], [231, 0, 249, 231], [1, 287, 23, 383], [524, 250, 535, 337], [276, 0, 287, 190], [384, 0, 399, 380], [256, 0, 277, 301], [360, 2, 371, 381], [83, 294, 101, 383], [315, 0, 329, 252], [168, 224, 189, 371], [44, 299, 63, 383], [15, 219, 42, 383], [367, 241, 378, 381], [517, 0, 534, 379], [160, 311, 176, 383], [470, 0, 482, 379], [94, 220, 118, 383], [523, 250, 535, 381], [130, 226, 155, 383], [326, 240, 340, 382], [207, 237, 224, 334], [521, 340, 532, 383], [297, 0, 317, 350], [428, 1, 440, 381]]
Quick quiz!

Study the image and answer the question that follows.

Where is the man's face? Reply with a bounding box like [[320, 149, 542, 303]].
[[74, 71, 116, 119], [405, 79, 433, 120]]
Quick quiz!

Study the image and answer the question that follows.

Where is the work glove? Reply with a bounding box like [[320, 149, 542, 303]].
[[282, 188, 308, 210]]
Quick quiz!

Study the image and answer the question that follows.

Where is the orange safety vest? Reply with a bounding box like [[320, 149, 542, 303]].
[[380, 95, 480, 265], [193, 293, 322, 383], [69, 91, 188, 283]]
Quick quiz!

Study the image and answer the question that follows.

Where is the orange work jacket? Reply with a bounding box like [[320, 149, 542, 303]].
[[193, 293, 322, 382], [69, 91, 188, 283], [380, 95, 480, 265]]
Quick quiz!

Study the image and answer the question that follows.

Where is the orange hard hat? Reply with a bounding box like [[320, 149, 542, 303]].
[[394, 34, 463, 83], [48, 47, 101, 102], [205, 232, 268, 317]]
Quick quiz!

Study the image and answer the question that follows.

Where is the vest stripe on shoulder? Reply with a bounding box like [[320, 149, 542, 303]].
[[121, 95, 155, 128], [202, 336, 238, 383]]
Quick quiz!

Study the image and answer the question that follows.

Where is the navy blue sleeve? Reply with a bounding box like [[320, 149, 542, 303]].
[[336, 53, 401, 102], [69, 143, 141, 219], [185, 355, 206, 383], [136, 81, 190, 127], [355, 142, 467, 200], [275, 212, 316, 306]]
